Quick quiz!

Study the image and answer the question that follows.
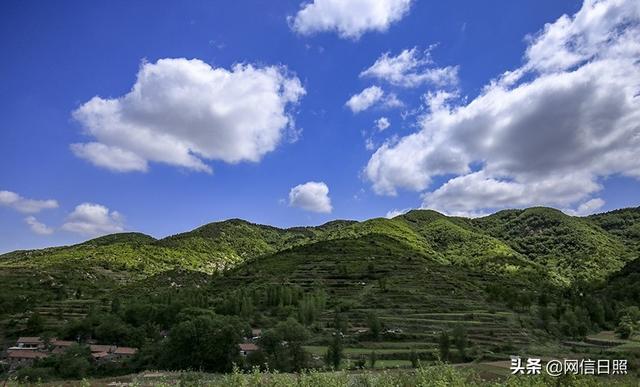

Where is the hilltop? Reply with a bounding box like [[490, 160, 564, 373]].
[[1, 206, 636, 284]]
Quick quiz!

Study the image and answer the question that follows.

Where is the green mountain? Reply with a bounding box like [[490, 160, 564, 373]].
[[473, 207, 631, 284], [1, 206, 640, 379], [2, 207, 635, 284]]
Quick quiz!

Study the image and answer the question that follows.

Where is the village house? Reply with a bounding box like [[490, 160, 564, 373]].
[[113, 346, 138, 360], [9, 337, 45, 350], [51, 339, 75, 354], [89, 344, 116, 354], [88, 344, 138, 362], [6, 349, 48, 369], [1, 337, 138, 368], [239, 343, 259, 357]]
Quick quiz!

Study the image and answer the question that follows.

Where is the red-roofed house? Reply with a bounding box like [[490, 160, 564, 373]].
[[113, 346, 137, 360], [89, 344, 115, 353], [7, 350, 48, 368], [51, 339, 75, 353], [239, 343, 259, 356]]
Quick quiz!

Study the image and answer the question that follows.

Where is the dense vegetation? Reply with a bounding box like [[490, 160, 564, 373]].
[[1, 206, 639, 383]]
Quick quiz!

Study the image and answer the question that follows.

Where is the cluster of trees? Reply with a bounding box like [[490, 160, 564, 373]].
[[324, 332, 343, 369], [438, 325, 468, 362], [15, 285, 336, 379], [615, 306, 640, 339], [297, 290, 327, 326], [485, 278, 627, 341], [138, 309, 248, 372], [215, 285, 327, 327], [257, 318, 310, 372]]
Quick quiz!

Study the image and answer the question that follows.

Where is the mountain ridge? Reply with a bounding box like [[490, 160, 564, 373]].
[[1, 206, 638, 288]]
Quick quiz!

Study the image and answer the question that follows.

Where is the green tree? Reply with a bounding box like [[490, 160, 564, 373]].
[[439, 331, 450, 362], [409, 349, 419, 368], [94, 315, 130, 346], [452, 325, 467, 359], [367, 312, 382, 340], [369, 350, 378, 369], [260, 318, 309, 372], [616, 316, 634, 339], [162, 314, 245, 372], [110, 298, 121, 314], [56, 344, 93, 379], [325, 331, 343, 369], [333, 311, 348, 334], [25, 312, 44, 334]]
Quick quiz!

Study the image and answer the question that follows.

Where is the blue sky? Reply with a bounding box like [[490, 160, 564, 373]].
[[1, 0, 640, 253]]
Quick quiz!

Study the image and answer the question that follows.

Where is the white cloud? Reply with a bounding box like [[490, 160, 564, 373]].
[[24, 216, 54, 235], [346, 86, 384, 113], [564, 197, 606, 216], [0, 190, 59, 214], [375, 117, 390, 131], [290, 0, 412, 39], [365, 0, 640, 215], [365, 137, 375, 150], [421, 171, 602, 216], [72, 58, 305, 173], [385, 208, 410, 218], [61, 203, 125, 236], [288, 181, 333, 213], [71, 143, 148, 172], [346, 86, 402, 113], [361, 47, 459, 88]]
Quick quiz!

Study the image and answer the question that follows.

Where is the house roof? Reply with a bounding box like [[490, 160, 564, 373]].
[[90, 344, 115, 353], [51, 339, 75, 347], [239, 343, 259, 351], [91, 351, 110, 359], [17, 337, 43, 344], [8, 350, 48, 359], [114, 347, 137, 355]]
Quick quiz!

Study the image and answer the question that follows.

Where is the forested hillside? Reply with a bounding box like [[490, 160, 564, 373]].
[[1, 207, 639, 381]]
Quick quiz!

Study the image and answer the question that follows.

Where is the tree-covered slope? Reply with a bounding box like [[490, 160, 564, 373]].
[[1, 207, 638, 285], [396, 210, 526, 271], [590, 207, 640, 254], [132, 233, 546, 353], [472, 207, 632, 284], [0, 220, 320, 275]]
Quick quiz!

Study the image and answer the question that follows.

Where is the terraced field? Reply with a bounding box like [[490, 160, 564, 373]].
[[201, 233, 546, 364]]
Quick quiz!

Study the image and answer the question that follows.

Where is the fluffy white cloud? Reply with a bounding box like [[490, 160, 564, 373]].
[[71, 143, 148, 172], [61, 203, 125, 236], [564, 198, 606, 216], [421, 171, 603, 217], [72, 58, 305, 173], [365, 0, 640, 215], [24, 216, 54, 235], [375, 117, 390, 131], [0, 190, 59, 214], [346, 86, 384, 113], [290, 0, 412, 39], [361, 47, 458, 88], [288, 181, 333, 213], [346, 86, 401, 113]]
